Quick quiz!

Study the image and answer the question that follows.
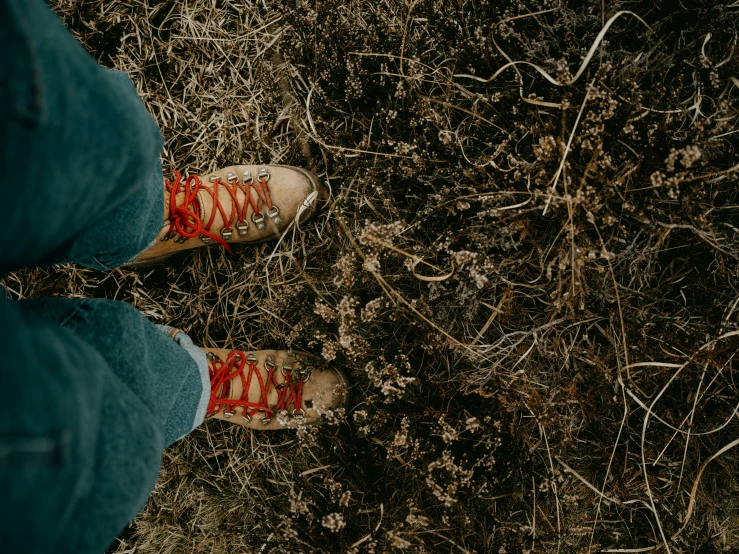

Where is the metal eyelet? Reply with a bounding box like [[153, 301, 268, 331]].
[[201, 234, 212, 243], [221, 228, 233, 240], [242, 414, 252, 423], [261, 415, 272, 425], [258, 167, 270, 181], [292, 408, 305, 420], [264, 356, 275, 372], [251, 212, 266, 230], [206, 351, 220, 362], [279, 409, 289, 416], [281, 359, 293, 378], [226, 171, 238, 182], [160, 234, 170, 242], [236, 220, 249, 236], [209, 175, 218, 183], [267, 205, 281, 225], [246, 353, 258, 363], [223, 410, 234, 418], [174, 235, 187, 244], [243, 170, 253, 184]]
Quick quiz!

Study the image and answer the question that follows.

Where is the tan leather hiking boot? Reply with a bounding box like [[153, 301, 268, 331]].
[[132, 164, 326, 265], [204, 348, 349, 429]]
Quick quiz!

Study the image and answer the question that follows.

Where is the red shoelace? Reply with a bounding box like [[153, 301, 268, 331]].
[[162, 168, 281, 252], [206, 350, 306, 424]]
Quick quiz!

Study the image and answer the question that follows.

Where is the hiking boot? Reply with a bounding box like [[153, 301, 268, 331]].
[[132, 164, 326, 266], [204, 348, 349, 429]]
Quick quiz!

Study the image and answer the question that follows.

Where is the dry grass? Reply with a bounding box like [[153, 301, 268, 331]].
[[5, 0, 739, 551]]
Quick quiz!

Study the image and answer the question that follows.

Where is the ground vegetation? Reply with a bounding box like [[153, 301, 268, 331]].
[[7, 0, 739, 551]]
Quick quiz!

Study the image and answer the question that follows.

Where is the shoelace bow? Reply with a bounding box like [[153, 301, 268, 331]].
[[207, 350, 306, 424], [162, 169, 280, 253]]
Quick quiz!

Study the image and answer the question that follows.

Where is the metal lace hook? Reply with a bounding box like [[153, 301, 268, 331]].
[[267, 205, 281, 225], [251, 211, 266, 230], [281, 359, 293, 378], [236, 219, 249, 236]]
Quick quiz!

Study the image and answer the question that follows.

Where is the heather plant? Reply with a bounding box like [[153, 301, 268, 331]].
[[5, 0, 739, 551]]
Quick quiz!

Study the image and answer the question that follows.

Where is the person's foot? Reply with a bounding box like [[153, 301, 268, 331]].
[[204, 348, 349, 429], [131, 164, 326, 266]]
